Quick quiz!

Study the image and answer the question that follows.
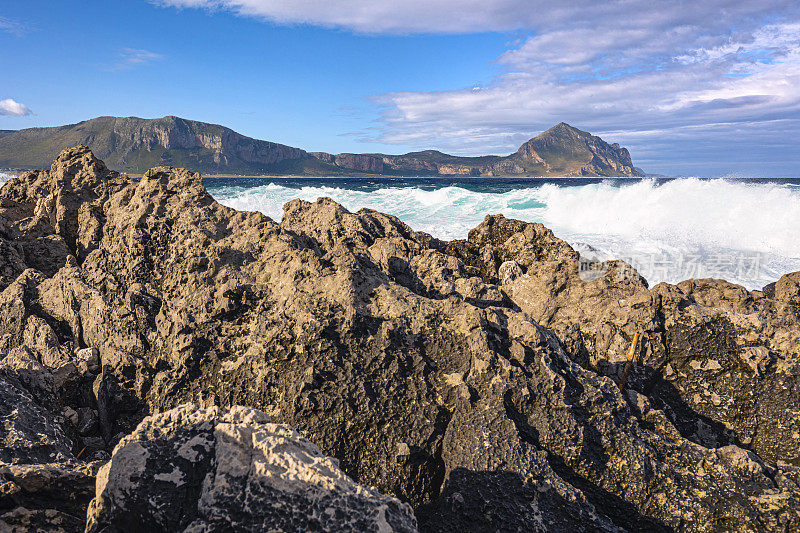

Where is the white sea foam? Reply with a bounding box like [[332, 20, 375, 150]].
[[0, 172, 13, 187], [210, 178, 800, 290]]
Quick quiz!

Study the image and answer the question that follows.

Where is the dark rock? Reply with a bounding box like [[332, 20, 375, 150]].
[[501, 232, 800, 465], [0, 348, 99, 532], [75, 408, 99, 436], [85, 404, 418, 532], [0, 147, 799, 531], [0, 371, 73, 465], [0, 462, 100, 532]]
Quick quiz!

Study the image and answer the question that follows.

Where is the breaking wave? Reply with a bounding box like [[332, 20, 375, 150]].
[[209, 177, 800, 290]]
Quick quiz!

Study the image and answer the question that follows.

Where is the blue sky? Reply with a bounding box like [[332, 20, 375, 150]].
[[2, 0, 800, 176]]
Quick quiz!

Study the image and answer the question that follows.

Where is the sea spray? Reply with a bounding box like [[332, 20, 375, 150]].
[[208, 177, 800, 290]]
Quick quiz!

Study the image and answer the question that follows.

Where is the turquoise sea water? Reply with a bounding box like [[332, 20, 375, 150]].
[[4, 171, 798, 290], [205, 176, 800, 290]]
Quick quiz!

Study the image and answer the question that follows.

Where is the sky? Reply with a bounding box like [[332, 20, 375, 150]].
[[1, 0, 799, 176]]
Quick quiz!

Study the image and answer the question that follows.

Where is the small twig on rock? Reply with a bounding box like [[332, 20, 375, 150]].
[[618, 332, 641, 391], [76, 447, 87, 460]]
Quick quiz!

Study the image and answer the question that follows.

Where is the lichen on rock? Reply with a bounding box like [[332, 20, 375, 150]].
[[85, 404, 418, 532], [1, 146, 800, 531]]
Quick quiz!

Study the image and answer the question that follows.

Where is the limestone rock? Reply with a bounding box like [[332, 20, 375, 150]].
[[1, 147, 800, 531], [498, 260, 523, 284], [0, 462, 99, 532], [85, 404, 418, 532], [502, 233, 800, 465]]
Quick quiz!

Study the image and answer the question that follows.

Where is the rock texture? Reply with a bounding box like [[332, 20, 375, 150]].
[[1, 117, 644, 177], [0, 146, 798, 532], [85, 404, 417, 532], [311, 152, 385, 174], [500, 248, 800, 466]]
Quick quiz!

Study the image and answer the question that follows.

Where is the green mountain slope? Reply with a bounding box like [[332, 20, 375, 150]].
[[0, 116, 644, 176], [0, 116, 334, 175]]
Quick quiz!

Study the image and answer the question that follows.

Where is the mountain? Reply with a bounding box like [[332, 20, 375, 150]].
[[362, 123, 642, 177], [0, 116, 325, 175], [511, 122, 641, 176], [0, 116, 644, 176]]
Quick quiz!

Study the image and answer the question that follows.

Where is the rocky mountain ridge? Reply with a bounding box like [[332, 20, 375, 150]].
[[0, 146, 797, 531], [0, 117, 644, 177]]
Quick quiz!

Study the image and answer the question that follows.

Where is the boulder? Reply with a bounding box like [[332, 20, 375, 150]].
[[2, 147, 800, 531], [0, 354, 99, 533], [501, 238, 800, 464], [85, 404, 418, 532], [0, 462, 99, 533]]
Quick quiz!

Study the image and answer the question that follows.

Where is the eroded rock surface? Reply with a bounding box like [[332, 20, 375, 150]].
[[85, 404, 417, 532], [501, 241, 800, 465], [0, 146, 799, 531]]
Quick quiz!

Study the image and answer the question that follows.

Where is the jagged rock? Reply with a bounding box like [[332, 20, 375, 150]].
[[0, 370, 73, 465], [444, 214, 578, 283], [0, 146, 128, 278], [500, 227, 800, 464], [85, 404, 418, 532], [38, 146, 127, 258], [0, 462, 99, 532], [75, 348, 100, 374], [1, 346, 58, 410], [764, 271, 800, 305], [498, 260, 523, 283], [1, 147, 800, 531], [0, 348, 98, 532]]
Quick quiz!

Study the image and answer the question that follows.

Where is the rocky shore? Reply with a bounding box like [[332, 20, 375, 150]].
[[1, 146, 799, 531]]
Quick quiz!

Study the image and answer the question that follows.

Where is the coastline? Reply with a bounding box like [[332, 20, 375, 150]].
[[3, 147, 800, 531], [203, 173, 647, 179], [4, 169, 650, 180]]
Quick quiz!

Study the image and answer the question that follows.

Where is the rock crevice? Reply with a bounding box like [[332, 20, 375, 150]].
[[0, 147, 798, 531]]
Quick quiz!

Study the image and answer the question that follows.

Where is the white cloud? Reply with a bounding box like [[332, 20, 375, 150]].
[[154, 0, 798, 35], [374, 45, 800, 156], [676, 22, 800, 67], [107, 48, 164, 71], [154, 0, 532, 33], [0, 16, 26, 36], [0, 99, 33, 116], [155, 0, 800, 173], [366, 13, 800, 174]]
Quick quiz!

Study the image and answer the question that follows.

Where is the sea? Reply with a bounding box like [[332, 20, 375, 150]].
[[3, 171, 799, 290], [205, 175, 800, 291]]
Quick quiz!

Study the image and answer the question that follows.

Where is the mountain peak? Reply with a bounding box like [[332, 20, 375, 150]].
[[0, 116, 644, 177], [537, 122, 588, 138], [515, 123, 642, 176]]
